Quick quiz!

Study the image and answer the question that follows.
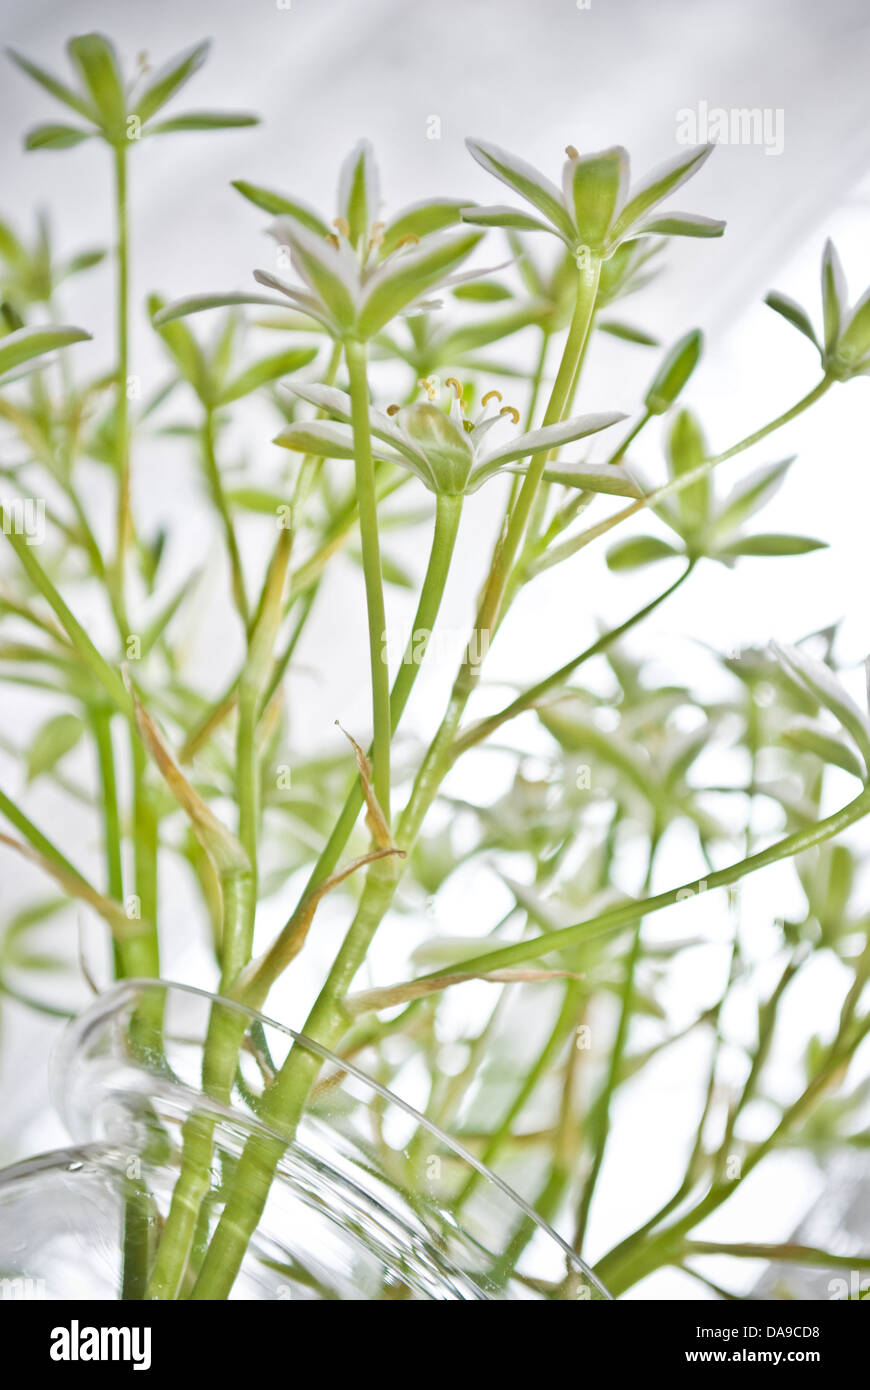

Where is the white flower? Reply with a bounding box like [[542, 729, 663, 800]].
[[275, 378, 624, 496]]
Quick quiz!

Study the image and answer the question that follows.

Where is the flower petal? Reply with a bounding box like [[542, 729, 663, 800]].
[[562, 146, 630, 248], [356, 229, 482, 339], [337, 139, 380, 249], [465, 139, 577, 243], [629, 211, 726, 240], [610, 144, 715, 241], [480, 411, 625, 468], [381, 198, 467, 256], [269, 217, 359, 331], [460, 204, 560, 236]]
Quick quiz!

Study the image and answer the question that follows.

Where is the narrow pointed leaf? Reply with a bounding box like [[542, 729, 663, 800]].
[[6, 48, 97, 121], [713, 458, 793, 535], [27, 713, 84, 782], [771, 642, 870, 770], [667, 409, 709, 530], [25, 123, 93, 150], [381, 199, 467, 255], [0, 324, 90, 380], [645, 329, 703, 414], [765, 291, 819, 348], [722, 533, 827, 558], [66, 34, 125, 132], [147, 111, 258, 134], [153, 292, 288, 326], [134, 41, 210, 124], [782, 721, 865, 780], [231, 181, 330, 236], [606, 534, 681, 570], [218, 345, 317, 404]]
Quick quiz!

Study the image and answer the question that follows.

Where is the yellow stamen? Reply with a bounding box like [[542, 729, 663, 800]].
[[417, 377, 437, 402], [499, 405, 520, 425], [565, 144, 579, 159], [395, 233, 420, 250], [325, 233, 340, 249], [481, 389, 503, 406], [386, 404, 400, 416], [333, 217, 351, 238], [445, 377, 463, 399], [368, 221, 385, 251]]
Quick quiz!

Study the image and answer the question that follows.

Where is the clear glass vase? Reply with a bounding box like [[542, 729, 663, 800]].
[[0, 981, 611, 1301]]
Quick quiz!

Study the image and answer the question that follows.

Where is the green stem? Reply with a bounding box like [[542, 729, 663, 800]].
[[345, 337, 391, 822], [92, 708, 125, 976], [451, 564, 692, 760], [569, 378, 833, 557], [574, 830, 660, 1253], [202, 408, 249, 628], [112, 143, 131, 612], [422, 783, 870, 980]]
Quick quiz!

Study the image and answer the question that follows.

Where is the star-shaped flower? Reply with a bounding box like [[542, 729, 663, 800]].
[[274, 377, 624, 496], [462, 140, 724, 261], [767, 240, 870, 381]]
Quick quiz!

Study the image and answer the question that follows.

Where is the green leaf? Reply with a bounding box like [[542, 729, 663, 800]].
[[27, 712, 84, 781], [63, 248, 106, 277], [439, 302, 548, 358], [666, 409, 708, 530], [133, 41, 210, 125], [0, 324, 90, 382], [66, 34, 126, 134], [644, 329, 703, 414], [149, 293, 208, 392], [153, 292, 288, 326], [771, 642, 870, 771], [606, 534, 682, 570], [380, 199, 468, 257], [765, 291, 819, 349], [452, 280, 511, 303], [598, 320, 659, 346], [356, 229, 483, 339], [6, 49, 97, 122], [464, 139, 577, 243], [147, 111, 259, 134], [713, 458, 793, 535], [565, 146, 629, 248], [217, 345, 317, 405], [782, 721, 865, 781], [538, 461, 643, 497], [225, 487, 291, 514], [231, 181, 330, 236], [25, 123, 93, 150], [722, 533, 827, 558]]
